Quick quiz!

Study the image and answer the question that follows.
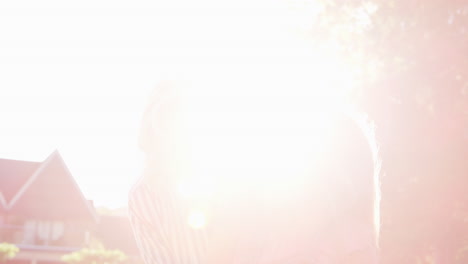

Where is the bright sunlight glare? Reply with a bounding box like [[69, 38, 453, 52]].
[[164, 89, 344, 211], [0, 0, 358, 208], [188, 209, 207, 229], [140, 0, 359, 213]]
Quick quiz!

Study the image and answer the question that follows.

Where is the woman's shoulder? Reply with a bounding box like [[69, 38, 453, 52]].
[[129, 175, 151, 198], [128, 176, 155, 213], [128, 173, 180, 221]]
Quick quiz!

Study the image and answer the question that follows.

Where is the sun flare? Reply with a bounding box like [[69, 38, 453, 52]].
[[142, 0, 360, 216], [188, 209, 207, 229]]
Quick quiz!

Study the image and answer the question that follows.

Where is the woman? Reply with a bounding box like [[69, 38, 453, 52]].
[[128, 79, 380, 264]]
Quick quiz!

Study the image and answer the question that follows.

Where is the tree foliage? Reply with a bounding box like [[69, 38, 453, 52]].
[[308, 0, 467, 263], [62, 248, 127, 264], [0, 243, 19, 262]]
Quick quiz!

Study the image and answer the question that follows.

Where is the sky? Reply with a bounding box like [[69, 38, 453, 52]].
[[0, 0, 349, 208]]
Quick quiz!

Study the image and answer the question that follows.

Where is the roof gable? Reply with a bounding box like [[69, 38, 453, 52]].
[[0, 158, 40, 204], [0, 151, 97, 223]]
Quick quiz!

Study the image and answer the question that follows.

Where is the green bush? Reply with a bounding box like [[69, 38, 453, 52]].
[[62, 248, 127, 264], [0, 243, 19, 262]]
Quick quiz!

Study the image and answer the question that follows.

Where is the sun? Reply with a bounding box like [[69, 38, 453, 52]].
[[188, 209, 207, 229], [151, 0, 359, 217]]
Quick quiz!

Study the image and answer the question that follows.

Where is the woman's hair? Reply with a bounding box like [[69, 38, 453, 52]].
[[138, 80, 381, 249]]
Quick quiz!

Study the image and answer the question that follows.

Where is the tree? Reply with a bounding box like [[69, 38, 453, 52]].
[[62, 248, 127, 264], [306, 0, 467, 263], [0, 243, 19, 262]]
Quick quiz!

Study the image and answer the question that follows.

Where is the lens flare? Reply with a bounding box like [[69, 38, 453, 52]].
[[188, 209, 207, 229]]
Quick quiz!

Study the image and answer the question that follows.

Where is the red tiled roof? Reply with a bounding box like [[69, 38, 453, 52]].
[[0, 159, 40, 203], [0, 151, 97, 223]]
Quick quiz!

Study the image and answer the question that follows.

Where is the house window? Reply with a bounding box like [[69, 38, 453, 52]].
[[36, 221, 65, 245], [23, 220, 36, 244]]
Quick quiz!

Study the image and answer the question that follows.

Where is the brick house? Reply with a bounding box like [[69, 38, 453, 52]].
[[0, 151, 98, 264]]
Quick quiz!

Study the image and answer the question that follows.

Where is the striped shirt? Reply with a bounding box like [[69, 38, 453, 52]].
[[128, 177, 267, 264], [129, 176, 378, 264], [129, 178, 209, 264]]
